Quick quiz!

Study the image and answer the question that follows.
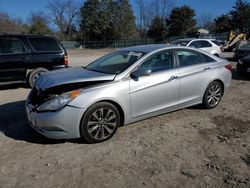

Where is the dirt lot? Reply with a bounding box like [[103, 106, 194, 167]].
[[0, 50, 250, 188]]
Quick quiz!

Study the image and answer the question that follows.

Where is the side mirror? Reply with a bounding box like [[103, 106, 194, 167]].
[[131, 68, 152, 78]]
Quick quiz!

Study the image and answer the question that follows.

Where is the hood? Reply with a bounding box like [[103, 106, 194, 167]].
[[35, 67, 116, 90]]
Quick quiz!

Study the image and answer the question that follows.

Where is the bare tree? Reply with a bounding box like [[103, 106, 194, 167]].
[[0, 10, 26, 34], [28, 12, 52, 35], [47, 0, 79, 38], [153, 0, 175, 19], [136, 0, 175, 37], [197, 13, 214, 30]]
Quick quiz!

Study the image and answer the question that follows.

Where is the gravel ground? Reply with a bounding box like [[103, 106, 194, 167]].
[[0, 51, 249, 188]]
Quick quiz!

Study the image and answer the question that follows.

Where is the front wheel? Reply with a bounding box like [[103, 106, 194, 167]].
[[203, 81, 223, 109], [80, 102, 120, 143]]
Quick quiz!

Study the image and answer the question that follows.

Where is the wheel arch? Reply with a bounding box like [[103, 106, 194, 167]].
[[208, 79, 225, 96], [82, 99, 125, 127]]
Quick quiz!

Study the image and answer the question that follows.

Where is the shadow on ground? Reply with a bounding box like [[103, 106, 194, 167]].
[[0, 83, 28, 90], [0, 100, 83, 144]]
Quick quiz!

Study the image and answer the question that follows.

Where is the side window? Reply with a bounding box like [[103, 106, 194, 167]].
[[0, 37, 26, 54], [28, 37, 62, 52], [200, 41, 212, 48], [189, 41, 201, 48], [139, 50, 174, 73], [177, 50, 207, 67], [201, 53, 216, 63]]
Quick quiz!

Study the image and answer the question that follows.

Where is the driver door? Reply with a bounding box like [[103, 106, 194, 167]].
[[129, 50, 180, 119]]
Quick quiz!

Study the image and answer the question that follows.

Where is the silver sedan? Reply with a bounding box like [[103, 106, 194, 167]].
[[26, 44, 232, 143]]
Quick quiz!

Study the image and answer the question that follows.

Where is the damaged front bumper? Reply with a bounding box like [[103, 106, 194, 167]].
[[26, 103, 86, 139]]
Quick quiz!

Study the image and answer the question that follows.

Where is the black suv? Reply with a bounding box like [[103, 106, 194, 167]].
[[0, 34, 68, 87], [234, 42, 250, 74]]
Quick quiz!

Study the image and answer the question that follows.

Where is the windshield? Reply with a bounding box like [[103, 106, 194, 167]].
[[171, 40, 192, 46], [85, 50, 144, 74]]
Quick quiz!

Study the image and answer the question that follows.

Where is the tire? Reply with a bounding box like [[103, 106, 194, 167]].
[[80, 102, 120, 143], [203, 81, 223, 109], [28, 68, 48, 88]]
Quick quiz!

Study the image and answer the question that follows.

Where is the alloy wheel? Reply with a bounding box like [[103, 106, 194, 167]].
[[87, 108, 117, 141], [206, 84, 222, 107]]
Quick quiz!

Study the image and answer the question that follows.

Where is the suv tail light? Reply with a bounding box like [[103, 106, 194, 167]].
[[64, 55, 69, 66], [225, 64, 232, 71]]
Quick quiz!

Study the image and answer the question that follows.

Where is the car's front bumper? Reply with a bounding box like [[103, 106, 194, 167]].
[[26, 104, 86, 139]]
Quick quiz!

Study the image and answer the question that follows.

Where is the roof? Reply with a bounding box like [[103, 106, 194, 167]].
[[121, 44, 170, 53], [174, 38, 218, 41]]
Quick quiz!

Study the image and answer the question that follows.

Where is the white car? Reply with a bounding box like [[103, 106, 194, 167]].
[[172, 38, 222, 57]]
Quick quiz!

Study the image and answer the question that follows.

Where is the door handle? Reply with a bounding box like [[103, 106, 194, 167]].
[[204, 67, 211, 71], [169, 76, 178, 81]]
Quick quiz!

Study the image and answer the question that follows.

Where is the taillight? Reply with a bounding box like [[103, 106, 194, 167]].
[[64, 55, 69, 66], [225, 64, 232, 71]]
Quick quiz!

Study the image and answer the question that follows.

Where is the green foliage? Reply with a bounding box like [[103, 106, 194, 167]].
[[147, 16, 167, 41], [112, 0, 137, 39], [80, 0, 136, 41], [230, 0, 250, 34], [80, 0, 108, 40], [214, 0, 250, 35], [214, 14, 232, 33], [28, 13, 52, 35], [167, 5, 197, 36]]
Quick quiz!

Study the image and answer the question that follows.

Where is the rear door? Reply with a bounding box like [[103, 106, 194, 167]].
[[176, 49, 216, 104], [0, 37, 30, 83]]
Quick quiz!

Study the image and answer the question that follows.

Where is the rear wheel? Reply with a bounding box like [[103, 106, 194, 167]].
[[203, 81, 223, 109], [28, 68, 48, 87], [80, 102, 120, 143]]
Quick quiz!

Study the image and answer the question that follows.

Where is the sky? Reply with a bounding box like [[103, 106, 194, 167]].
[[0, 0, 238, 22]]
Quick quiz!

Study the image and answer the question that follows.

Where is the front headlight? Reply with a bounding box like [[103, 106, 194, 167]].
[[36, 89, 81, 112]]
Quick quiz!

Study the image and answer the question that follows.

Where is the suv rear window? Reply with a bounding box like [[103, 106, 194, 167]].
[[28, 37, 62, 52], [0, 37, 26, 54]]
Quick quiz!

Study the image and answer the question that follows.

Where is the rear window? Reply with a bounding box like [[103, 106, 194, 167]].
[[28, 37, 62, 52], [0, 37, 26, 54], [211, 40, 221, 46], [171, 40, 192, 46]]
